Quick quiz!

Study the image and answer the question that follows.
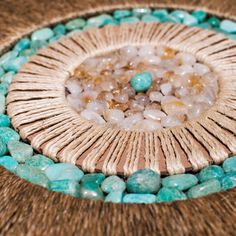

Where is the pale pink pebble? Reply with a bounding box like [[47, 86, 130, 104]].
[[175, 65, 194, 76], [101, 81, 117, 92], [67, 94, 83, 111], [144, 55, 161, 65], [138, 45, 155, 57], [119, 113, 143, 130], [176, 52, 196, 65]]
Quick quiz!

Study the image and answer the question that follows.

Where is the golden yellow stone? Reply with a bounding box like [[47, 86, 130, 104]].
[[188, 74, 204, 93], [162, 47, 176, 60]]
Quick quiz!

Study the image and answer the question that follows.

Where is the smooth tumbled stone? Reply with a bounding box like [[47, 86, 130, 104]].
[[156, 187, 187, 202], [49, 179, 80, 197], [127, 169, 160, 194], [20, 48, 36, 57], [132, 8, 151, 17], [120, 16, 140, 24], [0, 72, 14, 84], [0, 51, 18, 67], [105, 191, 124, 203], [87, 14, 113, 27], [162, 174, 198, 190], [0, 137, 7, 156], [113, 10, 131, 19], [30, 40, 48, 50], [170, 10, 187, 21], [220, 20, 236, 33], [0, 67, 4, 77], [65, 18, 86, 31], [187, 179, 221, 198], [0, 82, 9, 95], [53, 24, 66, 35], [103, 18, 119, 26], [197, 23, 212, 29], [221, 172, 236, 190], [25, 154, 54, 170], [0, 155, 18, 172], [208, 17, 220, 27], [3, 56, 27, 72], [0, 127, 20, 144], [31, 28, 54, 41], [13, 38, 30, 53], [101, 176, 126, 193], [162, 15, 181, 23], [80, 173, 105, 185], [198, 165, 224, 182], [45, 163, 84, 181], [192, 10, 207, 23], [8, 140, 33, 163], [152, 9, 168, 20], [79, 181, 104, 200], [183, 14, 198, 26], [223, 157, 236, 173], [0, 94, 5, 114], [123, 193, 156, 204], [0, 114, 10, 127], [141, 14, 160, 23], [130, 72, 153, 92]]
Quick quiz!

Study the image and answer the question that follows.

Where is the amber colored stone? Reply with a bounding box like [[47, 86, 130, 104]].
[[188, 74, 204, 93], [114, 103, 129, 111], [94, 76, 104, 85], [164, 71, 175, 80], [161, 47, 176, 60], [146, 102, 161, 110], [82, 96, 92, 104]]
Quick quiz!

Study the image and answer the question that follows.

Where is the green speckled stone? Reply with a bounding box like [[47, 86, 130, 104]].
[[80, 173, 105, 185], [198, 165, 224, 182], [132, 8, 151, 17], [31, 28, 54, 41], [208, 17, 220, 28], [65, 18, 86, 31], [127, 169, 160, 194], [0, 94, 5, 114], [123, 193, 156, 204], [3, 56, 27, 72], [53, 24, 66, 35], [87, 14, 113, 28], [0, 72, 14, 84], [0, 137, 7, 156], [120, 16, 140, 24], [156, 187, 187, 202], [0, 51, 18, 67], [152, 9, 168, 20], [0, 127, 20, 144], [223, 157, 236, 173], [0, 114, 10, 127], [13, 38, 30, 53], [101, 176, 126, 193], [191, 10, 207, 23], [0, 155, 18, 172], [220, 20, 236, 33], [221, 172, 236, 190], [113, 10, 131, 19], [105, 191, 124, 203], [130, 71, 153, 92], [141, 14, 160, 23], [79, 181, 104, 200], [187, 179, 221, 198], [8, 140, 33, 163], [25, 154, 54, 170]]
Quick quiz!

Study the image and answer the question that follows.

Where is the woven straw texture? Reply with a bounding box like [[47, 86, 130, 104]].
[[1, 0, 236, 235]]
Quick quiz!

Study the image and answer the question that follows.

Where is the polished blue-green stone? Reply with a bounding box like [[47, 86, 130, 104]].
[[65, 18, 86, 31], [0, 137, 7, 156], [103, 18, 119, 26], [45, 163, 84, 181], [0, 72, 14, 84], [152, 9, 168, 20], [0, 127, 20, 144], [141, 14, 160, 23], [223, 157, 236, 173], [127, 169, 160, 194], [123, 193, 156, 204], [3, 56, 27, 73], [79, 181, 104, 200], [0, 67, 4, 77], [220, 20, 236, 33], [130, 72, 153, 92], [162, 15, 181, 23], [49, 35, 63, 43], [187, 179, 221, 198], [198, 165, 224, 182], [120, 16, 140, 24], [228, 34, 236, 40], [221, 172, 236, 190], [183, 14, 198, 26], [53, 24, 66, 35], [0, 114, 10, 127], [80, 173, 105, 185], [31, 28, 54, 41], [20, 48, 36, 58], [0, 82, 9, 95], [0, 155, 18, 172], [208, 17, 220, 28], [49, 179, 80, 197], [170, 10, 187, 21], [162, 174, 198, 191], [87, 14, 113, 28], [0, 51, 18, 67], [197, 23, 212, 30], [101, 176, 126, 193], [132, 8, 151, 17], [191, 10, 207, 23], [13, 38, 30, 53], [25, 154, 54, 170], [0, 94, 5, 114], [105, 190, 124, 203], [156, 187, 187, 202], [113, 10, 131, 19], [8, 140, 33, 163], [30, 40, 48, 50]]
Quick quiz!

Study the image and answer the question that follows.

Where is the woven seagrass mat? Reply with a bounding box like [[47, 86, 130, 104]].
[[1, 0, 236, 235]]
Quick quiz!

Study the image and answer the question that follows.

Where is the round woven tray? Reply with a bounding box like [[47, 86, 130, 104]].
[[1, 0, 236, 235]]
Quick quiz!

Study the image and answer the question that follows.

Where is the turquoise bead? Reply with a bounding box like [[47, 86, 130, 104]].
[[103, 18, 119, 26], [49, 179, 80, 197], [3, 56, 27, 73], [87, 14, 113, 28], [0, 137, 7, 156], [130, 72, 153, 92], [170, 10, 187, 21], [208, 17, 220, 28], [101, 176, 126, 193], [0, 114, 10, 127], [0, 127, 20, 144], [8, 140, 33, 163], [220, 20, 236, 33], [123, 193, 156, 204], [0, 51, 18, 67], [191, 10, 207, 23], [221, 172, 236, 190], [113, 10, 131, 19], [183, 14, 198, 26], [45, 163, 84, 181], [13, 38, 30, 53], [65, 18, 86, 31], [0, 155, 18, 172], [132, 8, 151, 17], [120, 17, 140, 24], [141, 14, 160, 23], [79, 181, 104, 200], [0, 94, 5, 114], [187, 179, 221, 198], [152, 9, 168, 20], [25, 154, 54, 170], [0, 72, 14, 84], [30, 40, 48, 50], [53, 24, 66, 35], [223, 157, 236, 173], [198, 165, 224, 182], [127, 169, 160, 194], [20, 49, 36, 58], [0, 82, 9, 95], [162, 15, 181, 24], [0, 67, 4, 77], [80, 173, 105, 185], [105, 191, 124, 203], [31, 28, 54, 41], [156, 187, 187, 202], [162, 174, 198, 191]]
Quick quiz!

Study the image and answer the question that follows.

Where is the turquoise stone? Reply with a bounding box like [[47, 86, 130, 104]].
[[16, 164, 49, 187], [0, 127, 20, 144], [191, 10, 207, 23], [53, 24, 66, 35], [0, 67, 4, 77], [197, 23, 212, 30], [170, 10, 187, 21], [223, 157, 236, 173], [101, 176, 126, 193], [8, 140, 33, 163], [220, 20, 236, 33], [130, 72, 153, 92], [113, 10, 131, 19], [162, 15, 181, 24], [162, 174, 198, 191], [30, 40, 48, 50], [123, 193, 156, 204], [0, 51, 18, 67], [3, 56, 27, 73], [105, 191, 124, 203], [141, 14, 160, 23], [0, 137, 7, 156], [120, 17, 140, 24], [87, 14, 113, 28], [132, 8, 151, 17], [152, 9, 168, 20], [103, 18, 119, 26], [20, 49, 36, 58], [198, 165, 224, 182], [208, 17, 220, 28], [156, 187, 187, 202], [79, 181, 104, 200], [228, 34, 236, 40], [183, 14, 198, 26], [25, 154, 54, 170], [80, 173, 105, 185], [0, 155, 18, 172], [0, 114, 10, 127], [13, 38, 30, 53], [49, 35, 63, 44], [187, 179, 221, 198], [65, 18, 86, 31], [127, 169, 160, 194], [0, 94, 5, 114], [31, 28, 54, 41], [45, 163, 84, 181], [221, 172, 236, 190], [49, 179, 80, 197], [0, 82, 9, 95], [0, 72, 14, 84]]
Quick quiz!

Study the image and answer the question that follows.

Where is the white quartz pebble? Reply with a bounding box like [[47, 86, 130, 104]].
[[66, 80, 82, 96], [143, 109, 166, 121], [105, 109, 124, 124], [194, 63, 210, 75], [149, 91, 163, 102], [86, 101, 107, 115], [161, 116, 182, 128], [80, 109, 106, 125], [160, 83, 172, 95]]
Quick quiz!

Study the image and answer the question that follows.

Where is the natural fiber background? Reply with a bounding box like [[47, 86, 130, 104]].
[[1, 0, 236, 235]]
